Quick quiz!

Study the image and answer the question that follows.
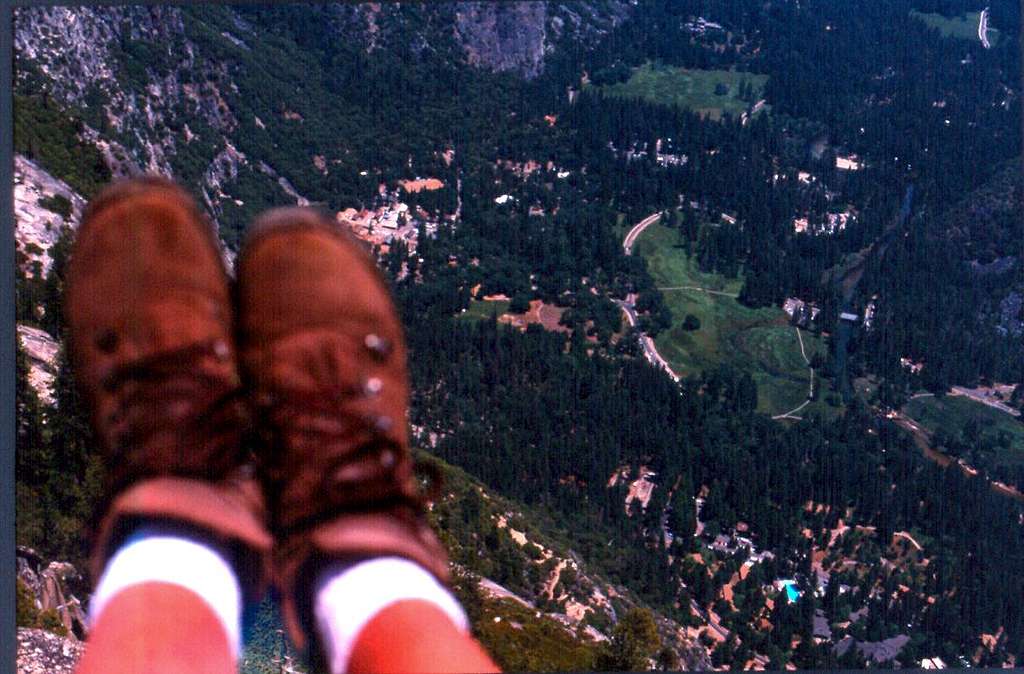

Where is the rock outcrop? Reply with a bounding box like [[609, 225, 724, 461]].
[[17, 325, 59, 406], [454, 2, 630, 79], [17, 547, 89, 641], [17, 628, 85, 674], [13, 155, 85, 278]]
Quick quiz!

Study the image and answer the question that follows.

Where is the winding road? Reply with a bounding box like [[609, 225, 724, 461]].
[[614, 294, 681, 382], [623, 212, 663, 255], [978, 7, 991, 49], [618, 212, 684, 382]]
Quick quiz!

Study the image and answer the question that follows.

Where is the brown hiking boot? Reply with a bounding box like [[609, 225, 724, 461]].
[[236, 207, 449, 650], [64, 177, 272, 594]]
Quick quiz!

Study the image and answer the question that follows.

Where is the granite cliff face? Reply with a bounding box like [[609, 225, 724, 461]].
[[453, 1, 630, 79], [13, 155, 85, 279], [15, 6, 232, 176], [294, 1, 630, 79], [15, 5, 274, 230]]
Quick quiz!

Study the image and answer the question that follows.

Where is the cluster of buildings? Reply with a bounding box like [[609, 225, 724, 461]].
[[685, 17, 724, 34], [608, 139, 689, 167], [835, 154, 864, 171], [792, 209, 855, 235], [336, 203, 421, 254], [335, 176, 452, 254], [783, 297, 821, 329]]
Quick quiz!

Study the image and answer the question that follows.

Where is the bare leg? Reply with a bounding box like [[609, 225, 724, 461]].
[[74, 582, 235, 674], [347, 600, 499, 674]]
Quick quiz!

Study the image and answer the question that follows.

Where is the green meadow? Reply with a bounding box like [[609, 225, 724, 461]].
[[460, 299, 511, 322], [634, 222, 828, 416], [909, 10, 997, 44], [903, 395, 1024, 466], [598, 63, 769, 120]]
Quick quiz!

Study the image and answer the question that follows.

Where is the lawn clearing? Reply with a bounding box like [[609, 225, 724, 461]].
[[598, 63, 769, 120], [634, 222, 826, 416], [909, 10, 997, 44], [461, 299, 511, 322], [903, 395, 1024, 467], [638, 223, 743, 296]]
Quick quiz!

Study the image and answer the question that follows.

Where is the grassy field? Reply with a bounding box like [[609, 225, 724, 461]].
[[903, 395, 1024, 466], [599, 63, 769, 120], [460, 299, 511, 321], [909, 10, 997, 44], [634, 222, 829, 416]]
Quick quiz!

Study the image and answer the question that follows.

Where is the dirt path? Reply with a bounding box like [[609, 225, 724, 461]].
[[543, 559, 568, 600], [893, 531, 923, 551], [658, 286, 739, 298]]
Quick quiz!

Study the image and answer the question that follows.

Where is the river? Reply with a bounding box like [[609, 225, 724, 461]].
[[834, 185, 914, 402]]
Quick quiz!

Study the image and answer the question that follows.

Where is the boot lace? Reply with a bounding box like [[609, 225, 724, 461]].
[[256, 383, 441, 530], [99, 338, 248, 486]]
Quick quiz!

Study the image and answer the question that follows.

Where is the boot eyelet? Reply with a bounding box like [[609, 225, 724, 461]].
[[364, 333, 391, 359], [363, 377, 383, 395], [374, 415, 393, 433], [96, 329, 119, 354], [379, 449, 395, 468], [213, 340, 231, 360]]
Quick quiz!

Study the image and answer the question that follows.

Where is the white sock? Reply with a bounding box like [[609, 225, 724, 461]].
[[314, 557, 469, 674], [90, 528, 243, 656]]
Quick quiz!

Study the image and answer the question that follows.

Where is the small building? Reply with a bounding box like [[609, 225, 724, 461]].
[[784, 298, 820, 329], [826, 211, 853, 233], [835, 155, 863, 171], [711, 534, 734, 553], [899, 357, 924, 374], [399, 177, 445, 193], [813, 610, 833, 641], [863, 300, 876, 328]]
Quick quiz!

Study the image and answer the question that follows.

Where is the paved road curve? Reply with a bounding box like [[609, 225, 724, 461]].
[[618, 212, 682, 382], [623, 212, 662, 255], [978, 7, 991, 49]]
